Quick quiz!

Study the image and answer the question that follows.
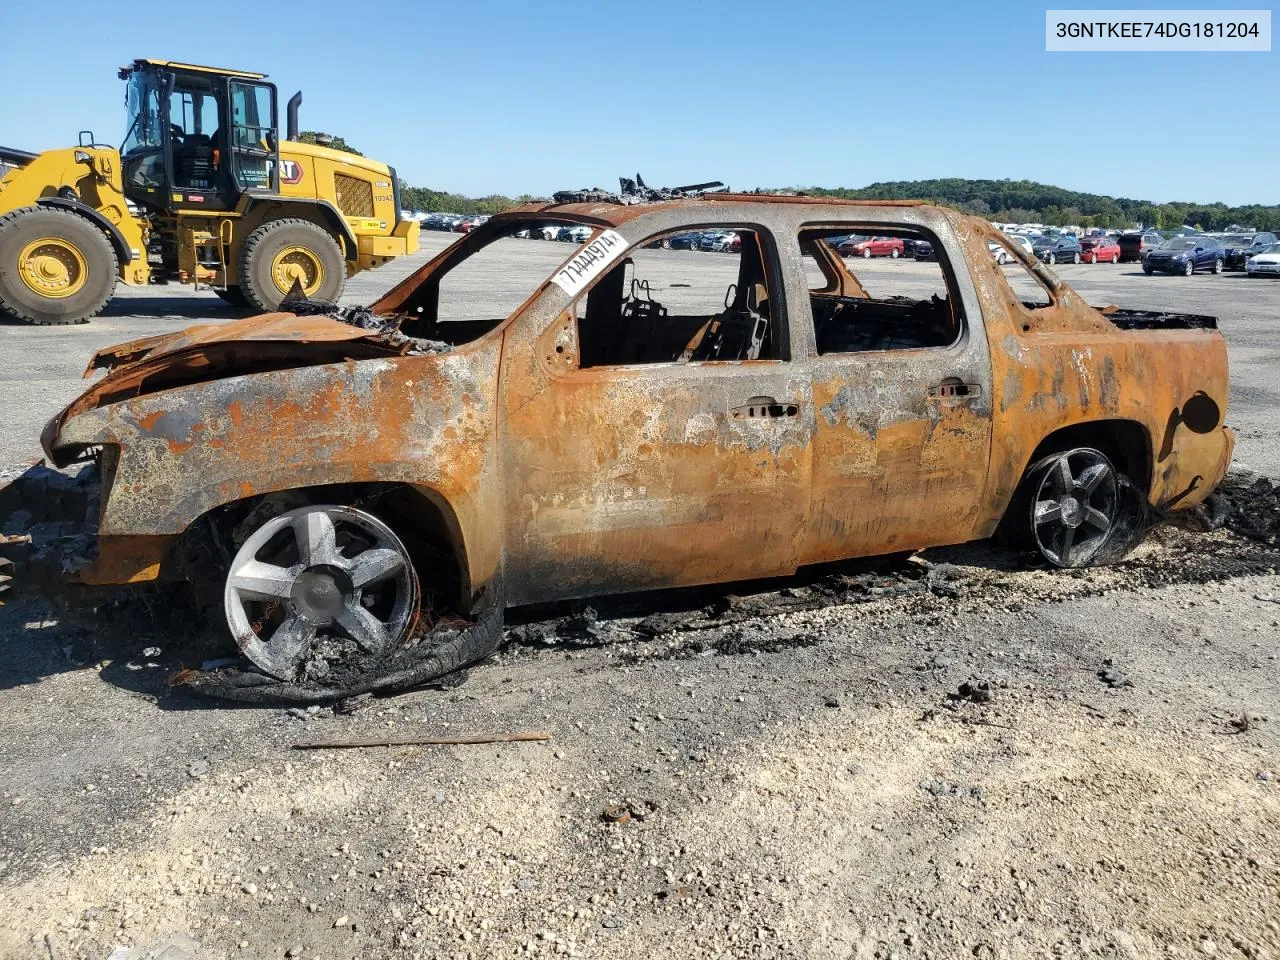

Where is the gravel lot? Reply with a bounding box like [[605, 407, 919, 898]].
[[1, 237, 1277, 960]]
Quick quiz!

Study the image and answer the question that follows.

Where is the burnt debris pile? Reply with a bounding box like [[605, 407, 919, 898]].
[[1215, 472, 1280, 545]]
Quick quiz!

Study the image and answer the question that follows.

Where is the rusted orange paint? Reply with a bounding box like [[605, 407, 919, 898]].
[[40, 196, 1232, 608]]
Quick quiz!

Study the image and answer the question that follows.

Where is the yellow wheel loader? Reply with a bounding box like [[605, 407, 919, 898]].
[[0, 59, 419, 324]]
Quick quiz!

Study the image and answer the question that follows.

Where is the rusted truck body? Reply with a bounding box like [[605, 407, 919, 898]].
[[5, 195, 1234, 698]]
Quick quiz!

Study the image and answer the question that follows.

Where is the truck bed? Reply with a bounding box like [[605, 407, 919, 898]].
[[1102, 308, 1217, 331]]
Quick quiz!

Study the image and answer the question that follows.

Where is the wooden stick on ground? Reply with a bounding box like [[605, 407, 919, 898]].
[[292, 731, 552, 751]]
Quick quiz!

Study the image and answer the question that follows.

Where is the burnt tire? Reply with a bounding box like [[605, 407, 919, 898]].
[[0, 206, 118, 324], [239, 218, 344, 311], [1001, 446, 1142, 568], [213, 286, 250, 307]]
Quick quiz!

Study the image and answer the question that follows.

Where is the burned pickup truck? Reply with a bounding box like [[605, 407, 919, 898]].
[[1, 195, 1234, 700]]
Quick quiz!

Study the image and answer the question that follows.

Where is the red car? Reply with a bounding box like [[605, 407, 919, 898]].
[[1080, 236, 1121, 264], [839, 236, 905, 259]]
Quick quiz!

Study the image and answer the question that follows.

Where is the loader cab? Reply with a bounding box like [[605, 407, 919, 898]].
[[119, 59, 280, 212]]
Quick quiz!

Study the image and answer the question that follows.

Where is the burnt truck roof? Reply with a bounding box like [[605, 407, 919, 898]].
[[495, 193, 932, 228]]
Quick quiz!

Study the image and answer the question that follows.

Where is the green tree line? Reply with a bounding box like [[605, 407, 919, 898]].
[[392, 175, 1280, 231], [800, 178, 1280, 232]]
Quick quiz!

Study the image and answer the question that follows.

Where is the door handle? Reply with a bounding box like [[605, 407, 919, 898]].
[[928, 378, 982, 400], [729, 396, 801, 420]]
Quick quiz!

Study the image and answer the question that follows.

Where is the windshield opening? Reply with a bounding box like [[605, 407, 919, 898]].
[[385, 219, 599, 342], [1162, 238, 1197, 251]]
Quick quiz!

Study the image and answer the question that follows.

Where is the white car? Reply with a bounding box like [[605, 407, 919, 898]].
[[995, 235, 1035, 261], [1245, 242, 1280, 276]]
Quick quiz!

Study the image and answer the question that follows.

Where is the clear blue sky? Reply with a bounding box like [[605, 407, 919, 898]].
[[2, 0, 1275, 204]]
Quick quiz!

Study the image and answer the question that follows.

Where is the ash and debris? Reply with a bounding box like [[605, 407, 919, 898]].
[[501, 479, 1280, 670], [552, 173, 727, 206], [276, 295, 451, 357]]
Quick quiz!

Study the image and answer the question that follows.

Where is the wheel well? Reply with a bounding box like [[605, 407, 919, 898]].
[[1024, 420, 1152, 495], [177, 482, 470, 612], [241, 200, 356, 262]]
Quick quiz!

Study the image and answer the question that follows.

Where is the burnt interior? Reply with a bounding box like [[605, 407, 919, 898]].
[[1102, 310, 1218, 331], [801, 230, 962, 353], [578, 230, 781, 367]]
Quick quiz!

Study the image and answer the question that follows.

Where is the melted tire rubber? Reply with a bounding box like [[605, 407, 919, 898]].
[[176, 585, 505, 703], [1000, 448, 1151, 568]]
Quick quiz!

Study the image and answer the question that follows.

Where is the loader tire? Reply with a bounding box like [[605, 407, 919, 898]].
[[239, 218, 344, 311], [0, 206, 118, 324]]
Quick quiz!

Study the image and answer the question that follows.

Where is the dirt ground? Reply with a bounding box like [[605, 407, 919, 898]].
[[0, 237, 1277, 960]]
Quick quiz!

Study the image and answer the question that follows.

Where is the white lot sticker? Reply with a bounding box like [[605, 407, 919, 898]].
[[551, 229, 628, 297]]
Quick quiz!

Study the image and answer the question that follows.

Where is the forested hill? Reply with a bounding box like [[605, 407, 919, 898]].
[[398, 177, 1279, 230], [800, 178, 1280, 231]]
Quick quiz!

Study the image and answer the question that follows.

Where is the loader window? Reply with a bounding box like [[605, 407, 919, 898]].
[[229, 81, 276, 191], [169, 90, 221, 190], [121, 70, 165, 190]]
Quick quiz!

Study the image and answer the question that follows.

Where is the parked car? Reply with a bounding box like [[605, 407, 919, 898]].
[[1007, 235, 1035, 259], [1031, 235, 1082, 265], [988, 242, 1011, 264], [1223, 232, 1279, 270], [840, 236, 905, 259], [700, 231, 739, 252], [1080, 236, 1122, 264], [555, 225, 593, 244], [1118, 232, 1164, 262], [9, 195, 1233, 702], [1143, 236, 1224, 275], [1245, 242, 1280, 277], [913, 239, 936, 261], [656, 232, 704, 250]]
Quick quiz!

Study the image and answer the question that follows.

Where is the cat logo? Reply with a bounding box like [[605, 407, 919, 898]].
[[280, 160, 304, 185]]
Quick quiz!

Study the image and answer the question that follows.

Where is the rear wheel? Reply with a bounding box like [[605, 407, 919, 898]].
[[1047, 253, 1056, 265], [239, 218, 344, 311], [1072, 252, 1081, 264], [1111, 252, 1119, 264], [1143, 264, 1154, 275], [890, 248, 899, 258], [0, 206, 118, 324], [1012, 448, 1122, 568], [1213, 258, 1224, 274], [862, 248, 872, 259], [661, 238, 672, 250]]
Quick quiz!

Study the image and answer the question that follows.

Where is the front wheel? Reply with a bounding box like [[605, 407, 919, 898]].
[[1016, 448, 1122, 568], [239, 218, 345, 311], [1047, 253, 1056, 265], [890, 248, 899, 259], [1184, 260, 1195, 276], [1111, 252, 1119, 264], [0, 206, 118, 324], [862, 248, 872, 259], [661, 238, 672, 250]]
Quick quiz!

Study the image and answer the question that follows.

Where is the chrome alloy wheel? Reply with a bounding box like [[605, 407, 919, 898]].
[[1031, 449, 1118, 567], [224, 505, 418, 679]]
